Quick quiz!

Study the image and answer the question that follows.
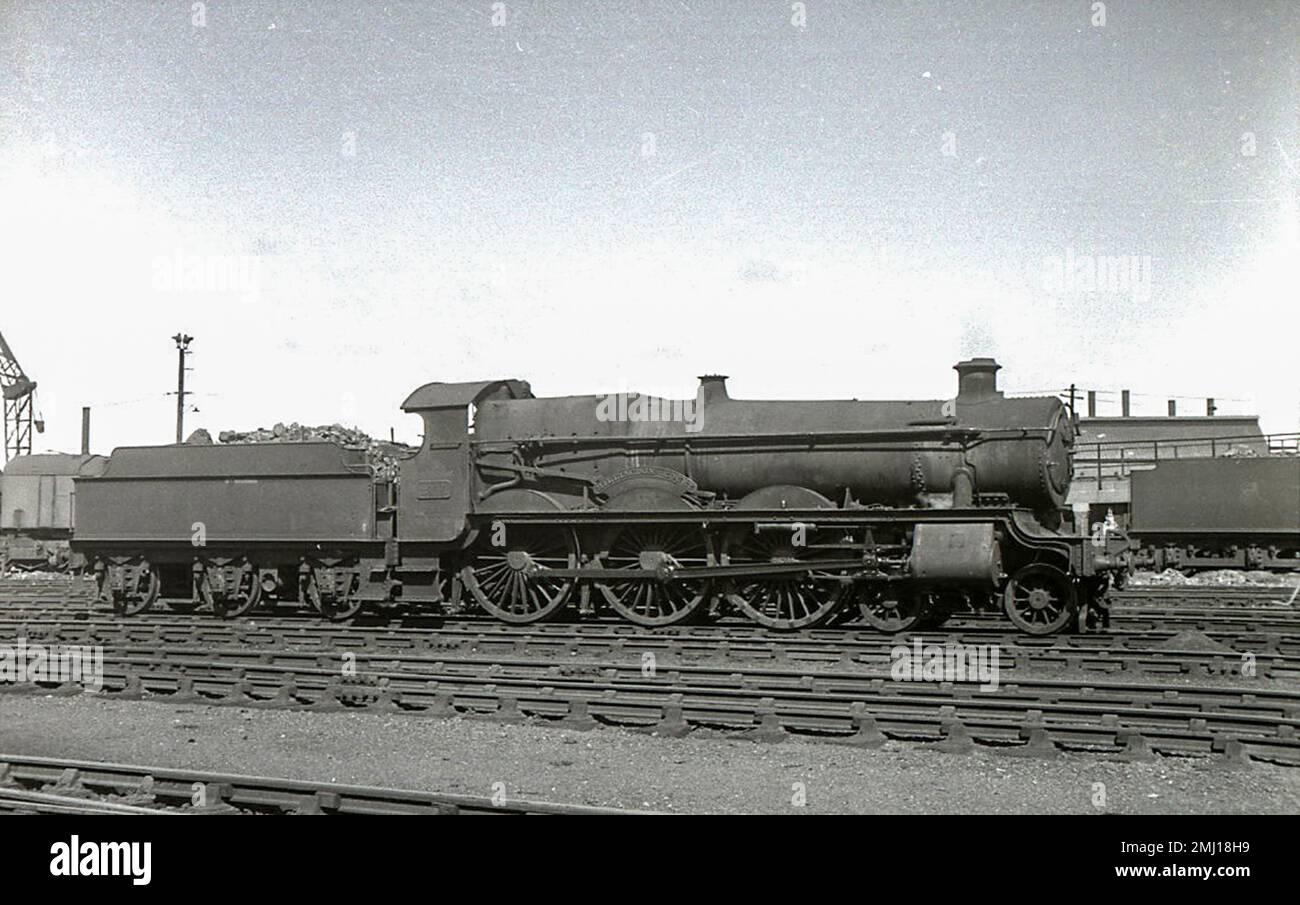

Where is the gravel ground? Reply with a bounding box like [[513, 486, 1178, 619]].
[[1, 694, 1296, 814]]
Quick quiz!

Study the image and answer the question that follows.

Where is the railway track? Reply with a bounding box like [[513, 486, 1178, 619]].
[[3, 645, 1295, 766], [0, 591, 1296, 635], [3, 576, 1295, 767], [2, 613, 1296, 679], [2, 577, 1296, 609], [0, 753, 652, 815], [3, 577, 1297, 681]]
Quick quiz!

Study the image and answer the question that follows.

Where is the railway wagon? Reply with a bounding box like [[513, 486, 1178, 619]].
[[1129, 457, 1300, 572], [0, 453, 107, 570], [75, 358, 1127, 634]]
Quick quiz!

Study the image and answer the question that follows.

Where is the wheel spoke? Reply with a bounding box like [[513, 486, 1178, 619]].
[[595, 525, 711, 627], [726, 532, 843, 630], [1003, 567, 1074, 635], [463, 526, 576, 624]]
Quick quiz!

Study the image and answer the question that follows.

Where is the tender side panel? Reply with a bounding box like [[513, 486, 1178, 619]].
[[74, 443, 378, 544], [1130, 458, 1300, 538]]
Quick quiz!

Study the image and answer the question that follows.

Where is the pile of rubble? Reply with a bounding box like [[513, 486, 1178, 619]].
[[215, 423, 413, 478], [1130, 568, 1298, 587]]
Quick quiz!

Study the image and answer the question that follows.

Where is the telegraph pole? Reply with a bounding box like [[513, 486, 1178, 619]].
[[173, 333, 193, 443]]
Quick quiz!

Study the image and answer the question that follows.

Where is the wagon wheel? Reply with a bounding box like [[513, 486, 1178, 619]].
[[461, 525, 578, 624], [724, 530, 846, 630], [856, 585, 931, 633], [110, 565, 160, 616], [593, 525, 712, 627], [1003, 564, 1076, 635]]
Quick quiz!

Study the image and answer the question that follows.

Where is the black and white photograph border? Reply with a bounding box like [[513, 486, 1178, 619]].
[[0, 0, 1296, 865]]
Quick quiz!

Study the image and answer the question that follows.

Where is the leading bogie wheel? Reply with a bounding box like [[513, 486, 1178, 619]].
[[856, 584, 931, 633], [1002, 565, 1076, 635]]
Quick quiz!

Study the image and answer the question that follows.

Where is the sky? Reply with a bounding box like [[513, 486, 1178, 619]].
[[1, 0, 1297, 455]]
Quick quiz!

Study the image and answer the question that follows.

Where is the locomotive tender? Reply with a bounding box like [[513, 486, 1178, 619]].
[[1128, 457, 1299, 573], [73, 359, 1126, 634]]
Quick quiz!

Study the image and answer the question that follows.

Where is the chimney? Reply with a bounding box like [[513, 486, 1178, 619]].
[[1086, 390, 1096, 417], [697, 374, 730, 405], [953, 358, 1002, 398], [1167, 399, 1177, 416], [1206, 398, 1216, 416], [81, 407, 91, 455], [1121, 390, 1131, 417]]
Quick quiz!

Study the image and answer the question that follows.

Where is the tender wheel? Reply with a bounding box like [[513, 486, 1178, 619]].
[[856, 585, 930, 633], [202, 564, 262, 619], [593, 525, 712, 627], [108, 566, 160, 616], [303, 570, 362, 621], [461, 525, 578, 624], [724, 529, 846, 630], [211, 585, 261, 619], [1003, 565, 1076, 635], [318, 594, 362, 621]]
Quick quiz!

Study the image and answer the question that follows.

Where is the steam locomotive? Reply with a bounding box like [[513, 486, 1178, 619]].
[[72, 359, 1128, 634]]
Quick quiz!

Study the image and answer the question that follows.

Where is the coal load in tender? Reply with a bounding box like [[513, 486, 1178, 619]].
[[216, 422, 413, 478]]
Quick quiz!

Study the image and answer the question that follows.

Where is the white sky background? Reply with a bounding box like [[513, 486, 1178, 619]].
[[1, 1, 1297, 454]]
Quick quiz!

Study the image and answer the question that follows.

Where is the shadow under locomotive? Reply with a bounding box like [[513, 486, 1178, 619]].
[[71, 359, 1130, 635]]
